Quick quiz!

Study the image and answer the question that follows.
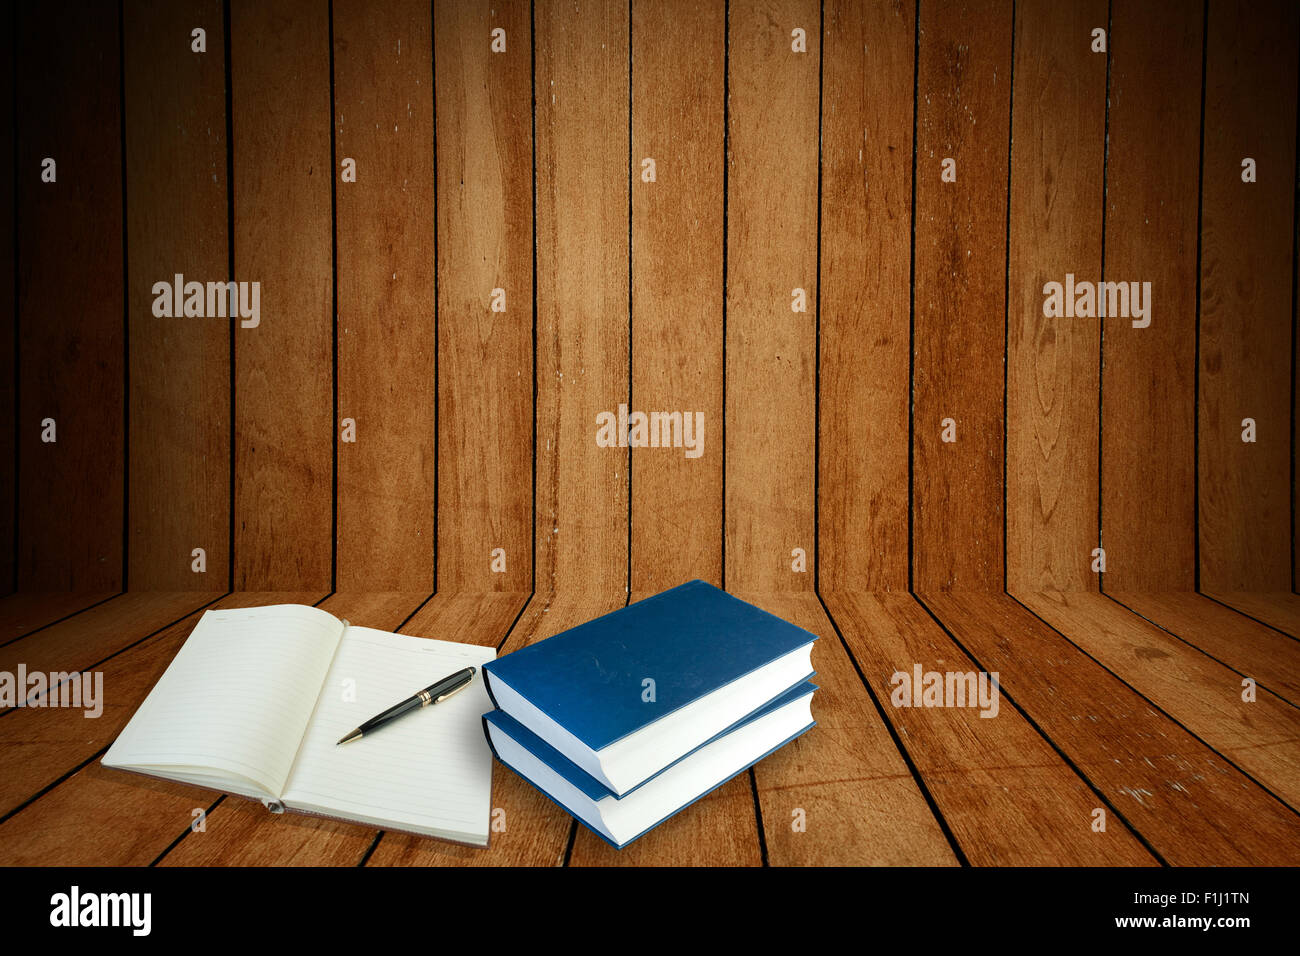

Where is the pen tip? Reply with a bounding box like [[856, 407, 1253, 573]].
[[336, 728, 362, 745]]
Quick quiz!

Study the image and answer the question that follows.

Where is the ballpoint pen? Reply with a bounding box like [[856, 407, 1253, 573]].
[[336, 666, 477, 745]]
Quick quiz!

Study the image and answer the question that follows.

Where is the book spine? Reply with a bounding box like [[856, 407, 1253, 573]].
[[481, 714, 503, 762]]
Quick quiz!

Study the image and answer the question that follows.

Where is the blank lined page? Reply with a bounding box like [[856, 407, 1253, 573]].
[[281, 626, 496, 844], [103, 604, 345, 798]]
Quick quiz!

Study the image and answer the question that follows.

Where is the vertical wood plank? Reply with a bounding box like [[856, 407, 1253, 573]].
[[1197, 0, 1297, 593], [628, 0, 724, 592], [1005, 0, 1106, 594], [1099, 0, 1202, 592], [726, 0, 819, 592], [819, 0, 914, 593], [435, 0, 533, 593], [912, 0, 1012, 591], [333, 0, 437, 590], [534, 0, 629, 596], [0, 9, 13, 592], [16, 2, 124, 591], [124, 0, 230, 590], [230, 0, 333, 591]]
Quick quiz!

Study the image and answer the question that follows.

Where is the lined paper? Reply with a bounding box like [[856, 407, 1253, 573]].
[[103, 605, 345, 798], [281, 626, 496, 843]]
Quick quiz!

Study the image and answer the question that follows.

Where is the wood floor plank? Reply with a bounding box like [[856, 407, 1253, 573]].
[[825, 590, 1154, 864], [156, 590, 436, 865], [0, 592, 119, 644], [1203, 591, 1300, 637], [928, 591, 1300, 864], [1111, 591, 1300, 703], [366, 594, 618, 866], [1019, 590, 1300, 810], [743, 591, 957, 865], [0, 592, 324, 861], [0, 764, 222, 866], [0, 591, 223, 690]]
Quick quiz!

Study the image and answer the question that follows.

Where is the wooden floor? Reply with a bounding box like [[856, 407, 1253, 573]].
[[0, 586, 1296, 866]]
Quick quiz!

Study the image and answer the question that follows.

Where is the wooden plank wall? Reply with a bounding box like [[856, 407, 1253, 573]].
[[230, 0, 334, 592], [1005, 0, 1104, 596], [1197, 0, 1296, 594], [818, 0, 912, 594], [434, 0, 533, 595], [912, 0, 1011, 592], [15, 2, 124, 591], [9, 0, 1297, 609], [124, 0, 230, 591], [333, 0, 437, 592], [0, 11, 14, 595], [1098, 0, 1201, 594]]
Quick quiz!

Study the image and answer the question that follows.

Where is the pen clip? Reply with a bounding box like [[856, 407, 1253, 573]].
[[435, 681, 471, 704]]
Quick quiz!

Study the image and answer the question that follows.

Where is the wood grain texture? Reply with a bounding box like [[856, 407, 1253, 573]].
[[435, 0, 533, 593], [1020, 589, 1300, 809], [1005, 0, 1105, 594], [745, 591, 957, 865], [533, 0, 629, 596], [1203, 591, 1300, 637], [826, 590, 1154, 864], [124, 0, 231, 590], [0, 765, 221, 866], [231, 0, 333, 590], [1197, 0, 1297, 592], [818, 0, 913, 592], [0, 592, 117, 643], [912, 0, 1012, 591], [628, 0, 724, 593], [725, 0, 819, 592], [15, 1, 124, 590], [927, 591, 1300, 864], [0, 592, 323, 863], [1099, 0, 1201, 591], [0, 13, 12, 593], [333, 0, 437, 590], [0, 590, 221, 685], [1110, 591, 1300, 703]]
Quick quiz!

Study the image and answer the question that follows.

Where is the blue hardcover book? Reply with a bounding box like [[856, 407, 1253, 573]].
[[481, 579, 817, 795], [484, 681, 817, 849]]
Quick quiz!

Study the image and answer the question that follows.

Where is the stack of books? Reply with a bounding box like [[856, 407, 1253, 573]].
[[480, 580, 818, 849]]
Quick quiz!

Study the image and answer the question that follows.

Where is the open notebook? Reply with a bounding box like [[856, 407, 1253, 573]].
[[103, 604, 497, 847]]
